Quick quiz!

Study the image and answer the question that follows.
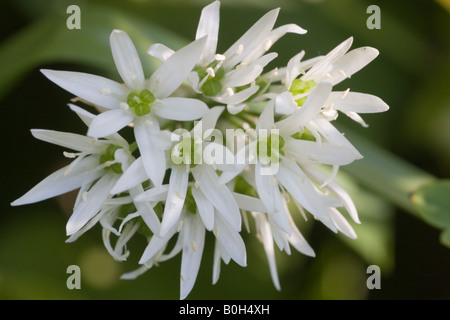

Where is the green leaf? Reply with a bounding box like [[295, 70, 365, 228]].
[[411, 180, 450, 248]]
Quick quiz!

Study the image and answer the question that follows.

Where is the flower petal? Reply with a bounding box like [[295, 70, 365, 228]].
[[110, 29, 145, 90], [149, 37, 207, 98], [253, 212, 281, 291], [110, 157, 147, 194], [180, 213, 206, 300], [222, 64, 263, 88], [87, 108, 134, 138], [328, 92, 389, 114], [147, 43, 174, 61], [134, 118, 166, 188], [274, 91, 298, 115], [196, 0, 220, 65], [31, 129, 109, 154], [213, 213, 246, 267], [191, 186, 215, 231], [303, 37, 353, 82], [285, 138, 359, 165], [153, 98, 208, 121], [256, 100, 275, 131], [160, 166, 189, 236], [255, 162, 291, 234], [222, 8, 280, 69], [66, 173, 118, 235], [214, 85, 259, 105], [327, 47, 379, 86], [41, 69, 126, 109], [276, 82, 332, 136], [130, 185, 161, 235], [191, 165, 241, 231], [11, 156, 101, 206], [328, 207, 357, 239]]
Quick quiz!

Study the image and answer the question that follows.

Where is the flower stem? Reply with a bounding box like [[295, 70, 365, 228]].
[[340, 127, 436, 216]]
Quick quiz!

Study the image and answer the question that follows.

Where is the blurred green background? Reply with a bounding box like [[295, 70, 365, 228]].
[[1, 0, 449, 300]]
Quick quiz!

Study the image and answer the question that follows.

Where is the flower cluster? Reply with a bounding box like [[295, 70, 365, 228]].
[[12, 1, 388, 299]]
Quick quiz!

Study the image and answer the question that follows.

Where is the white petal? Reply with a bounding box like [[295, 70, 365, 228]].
[[327, 92, 389, 113], [227, 104, 246, 115], [31, 129, 109, 154], [276, 82, 332, 136], [285, 51, 306, 88], [110, 29, 145, 90], [192, 165, 241, 231], [222, 64, 263, 88], [139, 224, 178, 264], [147, 43, 174, 61], [233, 193, 267, 213], [41, 69, 126, 109], [253, 212, 281, 291], [11, 156, 101, 206], [305, 165, 360, 224], [130, 185, 161, 234], [134, 185, 169, 202], [285, 138, 359, 165], [286, 213, 315, 257], [66, 173, 118, 235], [214, 213, 246, 267], [68, 104, 95, 126], [309, 116, 362, 159], [240, 24, 306, 67], [303, 37, 353, 82], [327, 47, 379, 86], [134, 119, 166, 188], [275, 91, 298, 115], [191, 187, 215, 231], [328, 208, 357, 239], [180, 213, 205, 300], [222, 8, 280, 69], [160, 166, 189, 236], [214, 85, 259, 105], [149, 37, 207, 98], [256, 100, 274, 131], [153, 98, 208, 121], [276, 159, 331, 223], [196, 0, 220, 65], [87, 109, 134, 138], [193, 106, 225, 136], [110, 157, 148, 194], [255, 163, 291, 234]]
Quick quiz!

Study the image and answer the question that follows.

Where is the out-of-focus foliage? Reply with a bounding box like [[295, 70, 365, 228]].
[[1, 0, 449, 299]]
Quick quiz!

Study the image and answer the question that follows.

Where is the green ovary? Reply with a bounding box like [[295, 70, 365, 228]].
[[194, 62, 225, 97], [99, 144, 123, 174], [127, 89, 155, 116], [289, 79, 316, 106]]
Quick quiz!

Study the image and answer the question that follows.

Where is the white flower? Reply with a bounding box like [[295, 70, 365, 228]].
[[149, 1, 307, 114], [264, 37, 388, 123], [41, 29, 209, 187], [11, 105, 135, 236]]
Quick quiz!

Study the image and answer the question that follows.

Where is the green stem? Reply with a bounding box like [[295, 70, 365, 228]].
[[340, 127, 436, 216]]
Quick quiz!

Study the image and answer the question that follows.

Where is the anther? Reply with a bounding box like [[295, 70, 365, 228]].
[[215, 54, 226, 61], [326, 73, 333, 79], [82, 191, 88, 202], [341, 88, 350, 99], [206, 67, 215, 77], [119, 102, 130, 110], [63, 151, 77, 158], [236, 44, 244, 55], [191, 241, 197, 252], [338, 69, 347, 77]]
